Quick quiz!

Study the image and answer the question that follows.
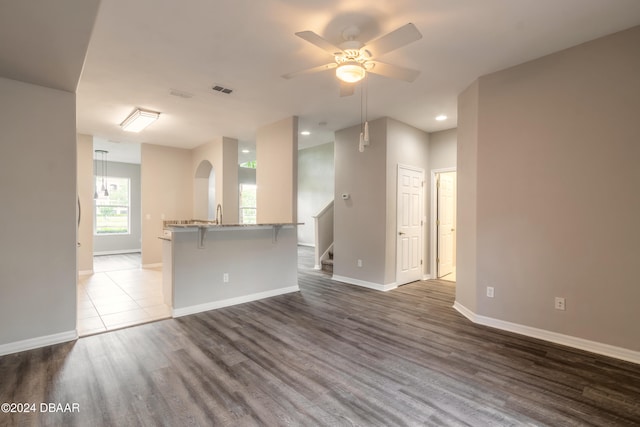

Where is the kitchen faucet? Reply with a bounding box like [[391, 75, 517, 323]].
[[216, 204, 222, 224]]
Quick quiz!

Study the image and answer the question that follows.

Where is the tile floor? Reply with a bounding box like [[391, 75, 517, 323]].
[[77, 253, 171, 336]]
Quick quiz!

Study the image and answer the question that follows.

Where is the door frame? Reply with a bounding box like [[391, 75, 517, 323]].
[[430, 167, 456, 280], [396, 164, 425, 285]]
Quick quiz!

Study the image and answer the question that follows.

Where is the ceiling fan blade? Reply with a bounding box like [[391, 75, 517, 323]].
[[295, 31, 344, 56], [339, 81, 355, 97], [366, 61, 420, 82], [362, 23, 422, 58], [282, 63, 337, 80]]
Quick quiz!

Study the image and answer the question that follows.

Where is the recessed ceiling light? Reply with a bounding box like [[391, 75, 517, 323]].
[[300, 131, 311, 136], [241, 149, 250, 153], [435, 115, 447, 121]]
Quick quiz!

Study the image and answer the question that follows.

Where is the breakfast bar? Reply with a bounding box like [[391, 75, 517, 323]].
[[161, 221, 299, 317]]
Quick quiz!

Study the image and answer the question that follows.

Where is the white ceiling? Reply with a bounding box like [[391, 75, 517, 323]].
[[3, 1, 640, 165]]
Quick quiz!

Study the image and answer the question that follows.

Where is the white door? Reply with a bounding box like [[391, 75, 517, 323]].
[[396, 165, 424, 285], [437, 172, 455, 278]]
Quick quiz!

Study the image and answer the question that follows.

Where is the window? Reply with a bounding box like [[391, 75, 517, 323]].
[[239, 184, 257, 224], [240, 160, 257, 169], [95, 176, 130, 235]]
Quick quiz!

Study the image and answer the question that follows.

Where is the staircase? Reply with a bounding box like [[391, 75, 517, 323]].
[[320, 250, 333, 274]]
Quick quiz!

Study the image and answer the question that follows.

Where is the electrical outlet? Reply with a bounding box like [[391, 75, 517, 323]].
[[357, 259, 363, 267], [486, 286, 494, 298], [555, 297, 566, 311], [223, 273, 229, 283]]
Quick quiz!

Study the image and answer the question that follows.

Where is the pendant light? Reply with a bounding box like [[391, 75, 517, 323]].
[[359, 73, 370, 153], [94, 150, 109, 199]]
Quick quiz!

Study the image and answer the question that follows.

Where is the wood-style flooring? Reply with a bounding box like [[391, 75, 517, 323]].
[[1, 247, 639, 426]]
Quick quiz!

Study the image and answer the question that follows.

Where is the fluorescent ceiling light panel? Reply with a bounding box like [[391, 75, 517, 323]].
[[300, 131, 311, 136], [121, 109, 160, 132]]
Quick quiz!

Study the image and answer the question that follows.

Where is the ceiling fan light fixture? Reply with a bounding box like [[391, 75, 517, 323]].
[[120, 108, 160, 132], [336, 62, 365, 83]]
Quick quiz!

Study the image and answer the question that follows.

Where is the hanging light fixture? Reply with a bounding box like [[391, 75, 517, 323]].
[[94, 150, 109, 199], [359, 73, 370, 153]]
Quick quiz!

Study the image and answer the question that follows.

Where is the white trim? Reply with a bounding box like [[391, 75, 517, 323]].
[[422, 274, 432, 281], [297, 242, 315, 248], [142, 263, 162, 269], [430, 167, 457, 280], [331, 275, 398, 292], [453, 301, 640, 365], [0, 330, 77, 357], [78, 269, 94, 276], [93, 249, 141, 256], [172, 285, 300, 318]]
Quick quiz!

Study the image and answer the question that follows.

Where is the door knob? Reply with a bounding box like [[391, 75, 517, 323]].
[[398, 232, 405, 235]]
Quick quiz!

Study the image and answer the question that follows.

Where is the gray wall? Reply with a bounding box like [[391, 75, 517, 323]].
[[334, 118, 388, 285], [386, 118, 430, 283], [0, 77, 77, 348], [77, 134, 94, 273], [457, 25, 640, 351], [429, 128, 457, 171], [94, 161, 142, 254], [457, 82, 479, 313], [334, 117, 430, 287], [297, 142, 335, 246]]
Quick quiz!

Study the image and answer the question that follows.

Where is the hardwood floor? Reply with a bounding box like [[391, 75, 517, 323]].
[[1, 247, 639, 426]]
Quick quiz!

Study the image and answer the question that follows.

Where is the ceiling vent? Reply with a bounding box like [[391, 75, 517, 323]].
[[212, 85, 233, 94], [169, 89, 194, 99]]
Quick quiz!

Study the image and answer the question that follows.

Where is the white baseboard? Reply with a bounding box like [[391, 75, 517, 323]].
[[331, 275, 398, 292], [78, 269, 94, 276], [173, 285, 300, 318], [453, 301, 640, 365], [422, 274, 432, 280], [142, 263, 162, 269], [297, 243, 315, 248], [0, 330, 77, 357], [94, 249, 141, 256]]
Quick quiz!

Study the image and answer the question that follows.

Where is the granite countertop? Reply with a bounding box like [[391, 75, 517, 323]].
[[163, 220, 301, 229]]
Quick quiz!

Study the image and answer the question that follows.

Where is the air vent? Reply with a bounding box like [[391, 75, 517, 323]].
[[212, 85, 233, 95], [169, 89, 193, 99]]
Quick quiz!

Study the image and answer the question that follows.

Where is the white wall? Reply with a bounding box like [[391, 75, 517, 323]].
[[457, 25, 640, 353], [257, 117, 298, 223], [0, 77, 77, 350], [192, 137, 239, 224], [93, 161, 142, 254], [141, 144, 193, 266], [297, 142, 334, 246]]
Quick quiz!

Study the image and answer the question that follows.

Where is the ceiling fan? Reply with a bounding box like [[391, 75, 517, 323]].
[[282, 23, 422, 96]]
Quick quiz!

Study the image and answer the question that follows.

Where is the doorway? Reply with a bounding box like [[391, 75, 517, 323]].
[[431, 169, 457, 281], [77, 140, 170, 336], [396, 164, 424, 285]]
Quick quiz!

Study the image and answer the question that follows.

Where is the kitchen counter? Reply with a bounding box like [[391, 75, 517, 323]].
[[161, 220, 300, 318]]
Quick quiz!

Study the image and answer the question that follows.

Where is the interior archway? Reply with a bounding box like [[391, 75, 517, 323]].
[[194, 160, 216, 220]]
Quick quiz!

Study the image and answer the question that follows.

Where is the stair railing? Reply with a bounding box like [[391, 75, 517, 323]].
[[313, 199, 334, 270]]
